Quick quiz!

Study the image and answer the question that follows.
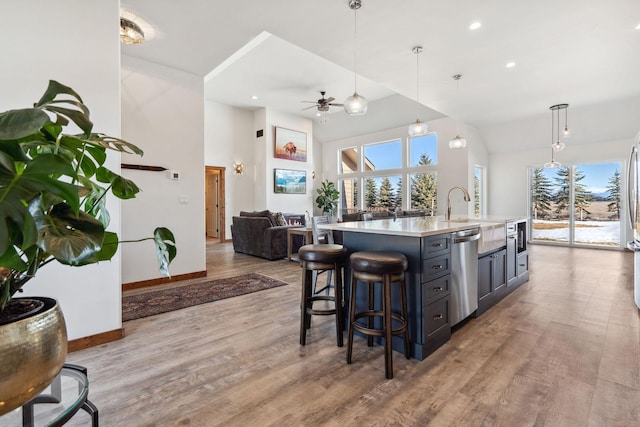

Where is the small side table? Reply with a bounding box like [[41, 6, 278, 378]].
[[20, 363, 99, 427], [287, 227, 314, 261]]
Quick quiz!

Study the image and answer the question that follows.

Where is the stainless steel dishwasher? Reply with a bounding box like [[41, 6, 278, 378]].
[[450, 228, 480, 326]]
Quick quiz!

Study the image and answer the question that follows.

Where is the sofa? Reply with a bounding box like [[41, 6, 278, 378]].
[[231, 210, 306, 260]]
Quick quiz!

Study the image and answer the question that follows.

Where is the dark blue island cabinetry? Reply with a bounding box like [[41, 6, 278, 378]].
[[342, 230, 453, 361]]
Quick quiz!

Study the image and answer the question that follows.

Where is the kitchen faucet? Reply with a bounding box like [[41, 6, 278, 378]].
[[446, 186, 471, 220]]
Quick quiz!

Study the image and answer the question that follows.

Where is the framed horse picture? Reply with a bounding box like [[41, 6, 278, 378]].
[[274, 126, 307, 162], [274, 169, 306, 194]]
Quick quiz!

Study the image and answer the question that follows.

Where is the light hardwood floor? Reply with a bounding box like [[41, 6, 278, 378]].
[[60, 242, 639, 426]]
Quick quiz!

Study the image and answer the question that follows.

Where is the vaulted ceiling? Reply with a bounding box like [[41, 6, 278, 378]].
[[121, 0, 640, 149]]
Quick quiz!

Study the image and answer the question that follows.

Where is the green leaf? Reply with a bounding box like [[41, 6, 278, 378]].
[[46, 106, 94, 137], [87, 134, 144, 156], [96, 167, 140, 199], [85, 231, 118, 264], [36, 80, 85, 107], [153, 227, 177, 276], [0, 108, 50, 140], [30, 200, 105, 265], [0, 245, 28, 271]]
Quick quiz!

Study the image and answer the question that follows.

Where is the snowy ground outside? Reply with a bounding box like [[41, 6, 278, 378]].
[[532, 220, 620, 245]]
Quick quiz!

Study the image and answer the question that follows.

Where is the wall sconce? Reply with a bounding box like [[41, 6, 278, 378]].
[[233, 162, 244, 175], [312, 171, 316, 179]]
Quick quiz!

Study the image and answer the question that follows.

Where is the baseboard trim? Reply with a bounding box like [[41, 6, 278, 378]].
[[122, 270, 207, 292], [68, 327, 125, 353]]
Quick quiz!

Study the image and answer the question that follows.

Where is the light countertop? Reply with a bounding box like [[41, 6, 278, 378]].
[[319, 215, 529, 238], [319, 216, 481, 238]]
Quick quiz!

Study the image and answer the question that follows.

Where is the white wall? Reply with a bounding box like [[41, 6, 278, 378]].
[[205, 101, 255, 237], [121, 55, 206, 282], [320, 117, 486, 218], [1, 1, 122, 340], [263, 110, 315, 213]]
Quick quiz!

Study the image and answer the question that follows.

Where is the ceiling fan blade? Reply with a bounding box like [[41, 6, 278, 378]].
[[301, 101, 318, 104], [325, 97, 335, 103], [302, 105, 317, 111], [328, 102, 344, 107]]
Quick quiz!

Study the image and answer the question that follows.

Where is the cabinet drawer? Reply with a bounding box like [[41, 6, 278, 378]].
[[422, 276, 449, 305], [517, 252, 528, 276], [421, 254, 450, 282], [422, 235, 450, 258], [424, 297, 449, 337]]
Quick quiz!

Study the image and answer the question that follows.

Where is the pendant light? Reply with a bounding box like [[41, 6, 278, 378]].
[[448, 74, 467, 149], [550, 103, 568, 152], [545, 104, 568, 168], [344, 0, 368, 116], [408, 46, 428, 137]]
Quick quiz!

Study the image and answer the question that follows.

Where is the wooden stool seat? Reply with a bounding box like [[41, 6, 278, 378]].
[[299, 244, 348, 347], [347, 251, 410, 379]]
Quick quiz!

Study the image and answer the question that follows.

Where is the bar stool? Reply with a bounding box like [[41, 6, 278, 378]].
[[299, 244, 348, 347], [347, 251, 410, 379]]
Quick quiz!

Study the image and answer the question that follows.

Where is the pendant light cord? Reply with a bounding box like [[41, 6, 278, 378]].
[[353, 6, 358, 92]]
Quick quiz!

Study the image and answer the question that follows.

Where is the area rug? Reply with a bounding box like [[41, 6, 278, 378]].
[[122, 273, 288, 321]]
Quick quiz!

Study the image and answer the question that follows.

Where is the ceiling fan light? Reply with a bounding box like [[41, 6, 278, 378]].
[[449, 135, 467, 149], [344, 92, 368, 116], [408, 119, 428, 137]]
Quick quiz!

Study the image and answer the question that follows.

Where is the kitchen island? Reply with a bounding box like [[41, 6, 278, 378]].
[[320, 216, 529, 360]]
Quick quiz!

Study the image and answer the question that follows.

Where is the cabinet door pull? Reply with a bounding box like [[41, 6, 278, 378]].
[[433, 314, 443, 320], [433, 287, 443, 292], [519, 263, 525, 267], [432, 265, 443, 270], [432, 242, 443, 248]]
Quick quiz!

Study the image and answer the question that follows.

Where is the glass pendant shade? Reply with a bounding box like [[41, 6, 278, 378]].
[[552, 140, 565, 152], [449, 135, 467, 149], [408, 119, 428, 137], [344, 92, 368, 116], [544, 159, 561, 168]]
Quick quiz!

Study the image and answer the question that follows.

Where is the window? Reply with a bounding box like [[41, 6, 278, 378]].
[[362, 140, 402, 171], [409, 134, 437, 166], [409, 172, 437, 211], [339, 147, 358, 174], [337, 134, 438, 215], [364, 176, 402, 211], [529, 162, 621, 248], [474, 166, 485, 218], [340, 177, 359, 215]]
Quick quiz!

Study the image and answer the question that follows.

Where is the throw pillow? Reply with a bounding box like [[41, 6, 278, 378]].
[[274, 212, 288, 226]]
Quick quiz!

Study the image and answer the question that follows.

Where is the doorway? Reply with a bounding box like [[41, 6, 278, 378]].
[[205, 166, 226, 241]]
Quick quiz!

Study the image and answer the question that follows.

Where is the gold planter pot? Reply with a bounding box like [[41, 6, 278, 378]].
[[0, 297, 68, 416]]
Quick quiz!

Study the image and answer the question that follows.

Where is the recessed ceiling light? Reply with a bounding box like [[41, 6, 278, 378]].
[[469, 22, 482, 30], [251, 95, 258, 100], [316, 112, 322, 117], [506, 61, 516, 68]]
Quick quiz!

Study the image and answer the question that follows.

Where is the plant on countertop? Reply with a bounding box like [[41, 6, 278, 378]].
[[0, 80, 177, 319], [315, 179, 340, 217]]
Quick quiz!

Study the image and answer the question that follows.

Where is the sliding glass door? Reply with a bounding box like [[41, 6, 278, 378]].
[[529, 162, 621, 248]]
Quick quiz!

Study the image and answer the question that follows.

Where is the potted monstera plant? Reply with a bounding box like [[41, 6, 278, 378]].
[[0, 80, 176, 414]]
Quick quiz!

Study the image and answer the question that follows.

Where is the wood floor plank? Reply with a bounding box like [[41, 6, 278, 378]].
[[39, 243, 639, 427]]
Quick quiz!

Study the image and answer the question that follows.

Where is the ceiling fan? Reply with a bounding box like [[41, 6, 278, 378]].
[[302, 91, 344, 112]]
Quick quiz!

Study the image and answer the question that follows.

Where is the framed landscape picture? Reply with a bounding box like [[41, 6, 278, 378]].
[[274, 126, 307, 162], [274, 168, 306, 194]]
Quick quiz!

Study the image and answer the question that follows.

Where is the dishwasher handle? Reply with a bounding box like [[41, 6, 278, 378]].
[[452, 228, 480, 243]]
